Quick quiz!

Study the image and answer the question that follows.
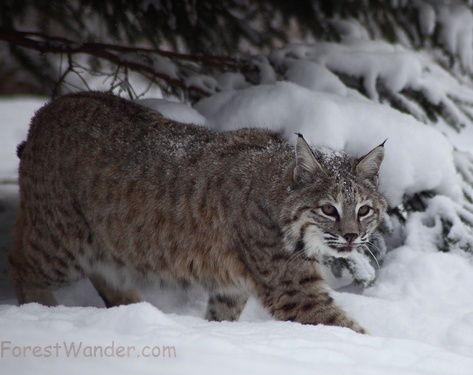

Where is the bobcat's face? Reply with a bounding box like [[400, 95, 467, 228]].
[[299, 176, 387, 258], [282, 135, 388, 259]]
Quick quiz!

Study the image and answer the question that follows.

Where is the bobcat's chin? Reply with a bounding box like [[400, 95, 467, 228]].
[[303, 237, 355, 259], [327, 241, 372, 258]]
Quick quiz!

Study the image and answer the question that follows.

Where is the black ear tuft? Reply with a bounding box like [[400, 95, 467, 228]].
[[355, 142, 385, 184]]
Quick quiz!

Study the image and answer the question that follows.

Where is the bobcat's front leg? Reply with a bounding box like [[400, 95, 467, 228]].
[[205, 292, 250, 322], [255, 266, 365, 333]]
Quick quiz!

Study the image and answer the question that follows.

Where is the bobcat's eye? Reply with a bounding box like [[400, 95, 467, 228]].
[[321, 204, 338, 217], [358, 205, 371, 217]]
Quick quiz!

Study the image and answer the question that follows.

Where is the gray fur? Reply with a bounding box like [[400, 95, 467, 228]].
[[9, 92, 388, 333]]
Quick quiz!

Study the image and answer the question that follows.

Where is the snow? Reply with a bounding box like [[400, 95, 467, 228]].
[[437, 4, 473, 72], [184, 74, 218, 94], [331, 20, 370, 43], [268, 38, 473, 133], [215, 72, 250, 91], [284, 59, 347, 96], [391, 2, 473, 74], [0, 301, 469, 375], [418, 3, 436, 36], [138, 98, 207, 125], [2, 47, 473, 374], [0, 97, 45, 182], [270, 41, 424, 102]]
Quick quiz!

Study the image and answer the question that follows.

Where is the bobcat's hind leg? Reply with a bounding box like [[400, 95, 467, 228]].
[[89, 274, 142, 308], [9, 212, 60, 307], [205, 292, 249, 322], [10, 264, 58, 306]]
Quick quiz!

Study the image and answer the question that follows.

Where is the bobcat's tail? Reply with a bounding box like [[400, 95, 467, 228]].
[[16, 141, 27, 159]]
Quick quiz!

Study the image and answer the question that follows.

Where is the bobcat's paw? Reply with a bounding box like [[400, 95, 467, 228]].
[[341, 318, 366, 334]]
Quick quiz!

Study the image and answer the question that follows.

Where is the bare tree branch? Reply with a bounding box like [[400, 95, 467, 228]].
[[0, 29, 248, 98]]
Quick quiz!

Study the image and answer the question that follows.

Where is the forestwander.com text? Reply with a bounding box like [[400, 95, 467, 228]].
[[1, 341, 177, 359]]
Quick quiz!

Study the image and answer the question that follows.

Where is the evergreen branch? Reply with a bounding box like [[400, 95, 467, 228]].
[[0, 28, 246, 97]]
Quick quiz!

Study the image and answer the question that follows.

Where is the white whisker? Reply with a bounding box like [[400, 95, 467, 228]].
[[366, 240, 383, 256], [289, 253, 307, 273], [364, 242, 380, 268], [284, 250, 304, 269]]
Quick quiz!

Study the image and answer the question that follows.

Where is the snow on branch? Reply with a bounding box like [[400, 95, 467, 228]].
[[269, 40, 473, 131], [3, 27, 473, 133]]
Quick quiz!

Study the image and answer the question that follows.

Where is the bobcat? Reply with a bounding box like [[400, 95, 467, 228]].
[[10, 91, 387, 333]]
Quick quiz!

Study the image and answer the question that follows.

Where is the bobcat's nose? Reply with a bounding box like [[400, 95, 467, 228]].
[[343, 233, 358, 244]]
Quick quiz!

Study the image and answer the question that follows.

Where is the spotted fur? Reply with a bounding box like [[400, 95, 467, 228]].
[[10, 92, 387, 333]]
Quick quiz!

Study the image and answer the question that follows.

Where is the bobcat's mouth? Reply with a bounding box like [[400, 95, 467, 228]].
[[328, 242, 364, 255], [334, 244, 354, 253]]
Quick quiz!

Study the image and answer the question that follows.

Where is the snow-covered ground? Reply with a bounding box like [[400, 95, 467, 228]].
[[1, 77, 473, 374]]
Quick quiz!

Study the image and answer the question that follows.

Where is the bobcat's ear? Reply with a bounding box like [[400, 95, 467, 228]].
[[293, 133, 326, 183], [355, 141, 385, 184]]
